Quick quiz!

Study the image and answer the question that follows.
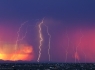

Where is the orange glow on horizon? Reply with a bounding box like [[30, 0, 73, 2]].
[[0, 43, 34, 61]]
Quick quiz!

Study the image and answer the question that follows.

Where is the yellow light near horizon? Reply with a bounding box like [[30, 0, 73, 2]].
[[0, 43, 34, 61]]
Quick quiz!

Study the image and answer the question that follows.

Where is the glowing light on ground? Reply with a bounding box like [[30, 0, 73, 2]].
[[0, 44, 34, 61]]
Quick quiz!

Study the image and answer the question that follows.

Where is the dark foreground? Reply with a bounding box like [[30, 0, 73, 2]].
[[0, 63, 95, 70]]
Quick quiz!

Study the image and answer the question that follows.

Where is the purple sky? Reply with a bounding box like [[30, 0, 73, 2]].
[[0, 0, 95, 63]]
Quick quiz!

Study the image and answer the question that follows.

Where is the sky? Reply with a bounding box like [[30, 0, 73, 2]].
[[0, 0, 95, 63]]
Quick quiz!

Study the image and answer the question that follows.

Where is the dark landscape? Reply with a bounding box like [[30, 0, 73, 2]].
[[0, 62, 95, 70], [0, 60, 94, 70]]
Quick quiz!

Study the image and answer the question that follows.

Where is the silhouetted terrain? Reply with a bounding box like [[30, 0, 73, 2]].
[[0, 63, 94, 70], [0, 59, 36, 63]]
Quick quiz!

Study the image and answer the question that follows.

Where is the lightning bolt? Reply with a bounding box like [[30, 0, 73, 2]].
[[80, 30, 86, 63], [18, 25, 28, 41], [75, 29, 83, 63], [37, 19, 44, 62], [44, 24, 51, 61], [15, 21, 28, 50], [12, 21, 28, 60], [65, 31, 69, 63]]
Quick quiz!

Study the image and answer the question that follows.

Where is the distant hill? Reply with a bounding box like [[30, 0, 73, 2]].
[[0, 59, 36, 63]]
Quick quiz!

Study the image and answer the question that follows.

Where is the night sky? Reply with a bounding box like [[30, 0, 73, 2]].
[[0, 0, 95, 63]]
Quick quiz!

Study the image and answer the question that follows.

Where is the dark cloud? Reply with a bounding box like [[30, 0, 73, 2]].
[[0, 0, 95, 19]]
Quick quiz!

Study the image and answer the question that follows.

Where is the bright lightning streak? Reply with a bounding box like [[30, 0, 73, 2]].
[[75, 29, 83, 63], [37, 19, 44, 62], [44, 24, 51, 61], [12, 21, 28, 60], [15, 21, 28, 50], [19, 25, 28, 41]]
